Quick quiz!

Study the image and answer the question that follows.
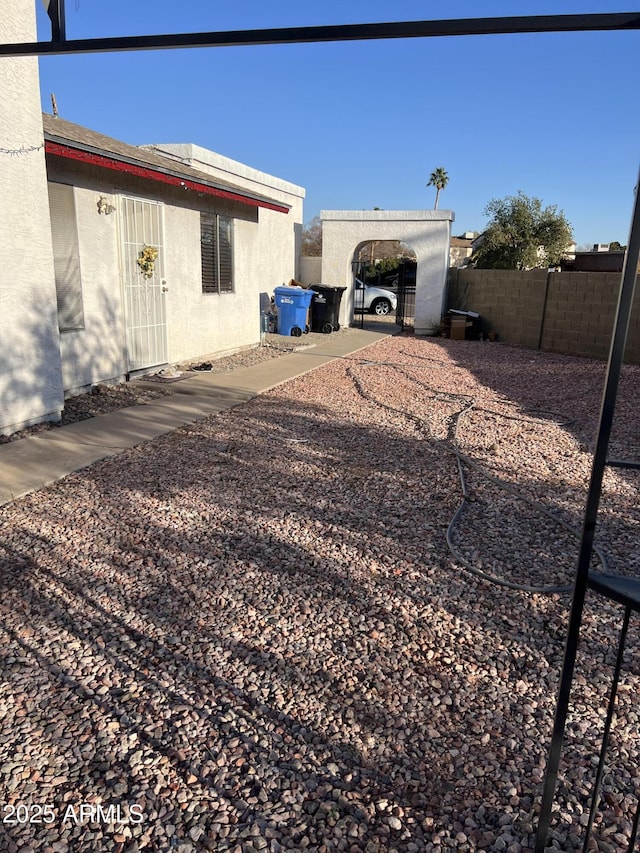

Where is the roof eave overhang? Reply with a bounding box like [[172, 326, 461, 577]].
[[44, 138, 290, 214]]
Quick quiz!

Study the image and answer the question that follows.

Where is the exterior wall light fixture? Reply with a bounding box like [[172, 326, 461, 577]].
[[97, 196, 115, 215]]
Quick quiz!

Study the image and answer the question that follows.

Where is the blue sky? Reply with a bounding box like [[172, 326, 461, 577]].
[[35, 1, 639, 247]]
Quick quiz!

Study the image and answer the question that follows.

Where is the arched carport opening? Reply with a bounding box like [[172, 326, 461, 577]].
[[350, 239, 417, 326], [351, 238, 416, 285], [320, 210, 454, 335]]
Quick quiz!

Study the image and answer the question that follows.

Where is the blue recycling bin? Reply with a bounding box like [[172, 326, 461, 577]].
[[274, 286, 315, 337]]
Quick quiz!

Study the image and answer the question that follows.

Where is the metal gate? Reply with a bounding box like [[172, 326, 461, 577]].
[[396, 260, 416, 330], [351, 259, 368, 327], [120, 196, 167, 371]]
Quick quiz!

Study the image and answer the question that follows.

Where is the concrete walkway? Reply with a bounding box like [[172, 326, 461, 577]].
[[0, 327, 393, 506]]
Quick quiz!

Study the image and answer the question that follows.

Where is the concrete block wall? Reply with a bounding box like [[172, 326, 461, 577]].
[[540, 273, 619, 360], [447, 268, 640, 363], [448, 269, 547, 350]]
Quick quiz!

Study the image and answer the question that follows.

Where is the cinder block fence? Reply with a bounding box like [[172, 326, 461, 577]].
[[447, 268, 640, 363]]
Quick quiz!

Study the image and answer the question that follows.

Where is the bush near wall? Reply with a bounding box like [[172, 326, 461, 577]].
[[447, 268, 640, 363]]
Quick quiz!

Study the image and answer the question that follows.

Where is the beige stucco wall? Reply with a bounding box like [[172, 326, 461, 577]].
[[148, 143, 305, 296], [162, 196, 302, 362], [56, 183, 126, 394], [0, 1, 64, 434], [163, 204, 266, 363], [320, 210, 454, 333], [299, 256, 323, 286]]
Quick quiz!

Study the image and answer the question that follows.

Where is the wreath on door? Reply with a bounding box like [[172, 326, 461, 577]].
[[137, 245, 158, 279]]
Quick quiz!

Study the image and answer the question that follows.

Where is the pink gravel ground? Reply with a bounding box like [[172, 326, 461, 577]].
[[0, 335, 639, 853]]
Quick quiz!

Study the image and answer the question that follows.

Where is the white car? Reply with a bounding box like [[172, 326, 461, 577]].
[[354, 279, 397, 316]]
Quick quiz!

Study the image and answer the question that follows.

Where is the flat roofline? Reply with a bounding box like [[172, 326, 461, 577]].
[[321, 210, 455, 222], [147, 143, 305, 199]]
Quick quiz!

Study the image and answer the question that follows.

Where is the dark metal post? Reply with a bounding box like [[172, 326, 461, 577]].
[[627, 797, 640, 852], [534, 580, 589, 852], [537, 270, 551, 351], [581, 607, 631, 852], [43, 0, 66, 43], [3, 12, 640, 57], [535, 167, 640, 852]]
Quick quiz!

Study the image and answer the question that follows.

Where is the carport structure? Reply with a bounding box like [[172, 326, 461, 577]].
[[320, 209, 454, 334]]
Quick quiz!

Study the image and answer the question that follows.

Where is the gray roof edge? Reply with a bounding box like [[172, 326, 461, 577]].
[[42, 114, 290, 210]]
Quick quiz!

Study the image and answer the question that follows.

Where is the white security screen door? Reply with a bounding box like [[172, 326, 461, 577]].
[[120, 196, 168, 371]]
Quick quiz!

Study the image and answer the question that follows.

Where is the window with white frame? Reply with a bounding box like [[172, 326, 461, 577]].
[[47, 182, 85, 331], [200, 212, 234, 294]]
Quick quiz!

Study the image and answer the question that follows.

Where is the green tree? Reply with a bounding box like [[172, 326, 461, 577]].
[[301, 215, 322, 256], [473, 191, 573, 270], [427, 167, 449, 209], [356, 240, 415, 263]]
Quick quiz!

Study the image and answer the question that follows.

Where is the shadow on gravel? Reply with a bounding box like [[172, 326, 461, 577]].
[[438, 337, 640, 503], [1, 345, 639, 851]]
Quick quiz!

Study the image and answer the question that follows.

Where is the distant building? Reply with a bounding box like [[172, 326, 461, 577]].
[[571, 251, 626, 272], [559, 242, 628, 272], [449, 233, 478, 268]]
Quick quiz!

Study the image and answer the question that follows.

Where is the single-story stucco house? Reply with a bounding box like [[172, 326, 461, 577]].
[[0, 1, 304, 437], [43, 114, 305, 393]]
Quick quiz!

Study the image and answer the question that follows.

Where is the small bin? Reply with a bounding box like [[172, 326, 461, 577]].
[[310, 285, 346, 334], [448, 309, 483, 340], [274, 286, 315, 337], [450, 315, 467, 340]]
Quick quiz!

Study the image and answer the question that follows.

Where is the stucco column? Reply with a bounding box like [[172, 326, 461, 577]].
[[320, 210, 454, 333], [0, 0, 64, 434]]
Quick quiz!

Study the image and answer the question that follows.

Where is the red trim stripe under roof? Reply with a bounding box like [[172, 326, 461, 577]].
[[45, 141, 290, 214]]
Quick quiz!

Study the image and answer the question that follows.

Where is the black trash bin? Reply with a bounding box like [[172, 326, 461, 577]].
[[310, 285, 346, 334]]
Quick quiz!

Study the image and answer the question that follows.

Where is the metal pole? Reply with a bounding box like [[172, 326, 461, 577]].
[[535, 167, 640, 852], [627, 797, 640, 852], [2, 12, 640, 57], [534, 575, 589, 852], [582, 607, 631, 852], [42, 0, 66, 42]]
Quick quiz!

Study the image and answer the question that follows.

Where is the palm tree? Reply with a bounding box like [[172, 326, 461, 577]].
[[427, 167, 449, 209]]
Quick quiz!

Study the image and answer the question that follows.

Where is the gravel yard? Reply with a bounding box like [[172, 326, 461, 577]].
[[0, 337, 305, 443], [1, 335, 640, 853]]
